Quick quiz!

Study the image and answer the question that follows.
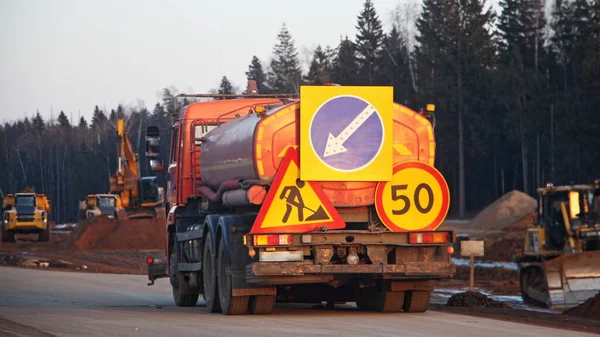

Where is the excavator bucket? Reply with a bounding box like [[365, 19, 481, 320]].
[[543, 250, 600, 308]]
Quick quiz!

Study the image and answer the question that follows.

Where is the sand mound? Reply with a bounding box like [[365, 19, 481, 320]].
[[468, 190, 536, 231], [63, 209, 166, 251], [447, 291, 511, 308], [564, 292, 600, 320]]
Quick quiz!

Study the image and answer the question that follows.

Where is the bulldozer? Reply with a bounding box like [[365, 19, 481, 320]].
[[109, 118, 164, 220], [515, 181, 600, 309]]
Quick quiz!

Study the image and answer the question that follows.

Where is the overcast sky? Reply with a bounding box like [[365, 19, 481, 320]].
[[0, 0, 502, 123]]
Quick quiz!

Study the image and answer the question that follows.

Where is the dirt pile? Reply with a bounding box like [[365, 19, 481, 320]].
[[468, 190, 536, 232], [62, 209, 166, 251], [480, 211, 535, 261], [446, 291, 512, 309], [564, 292, 600, 320]]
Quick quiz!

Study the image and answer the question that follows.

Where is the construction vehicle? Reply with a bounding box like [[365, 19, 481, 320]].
[[109, 118, 164, 219], [79, 194, 122, 220], [2, 190, 51, 242], [515, 181, 600, 309], [145, 82, 455, 315]]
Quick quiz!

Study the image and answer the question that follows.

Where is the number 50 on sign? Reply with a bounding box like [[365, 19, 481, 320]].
[[374, 161, 450, 232]]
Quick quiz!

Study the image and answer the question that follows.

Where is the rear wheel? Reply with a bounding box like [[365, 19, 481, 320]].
[[170, 249, 199, 307], [403, 290, 431, 313], [375, 290, 405, 312], [202, 234, 221, 313], [39, 226, 50, 242], [249, 295, 275, 314], [217, 234, 249, 315], [356, 282, 405, 312], [1, 227, 15, 243]]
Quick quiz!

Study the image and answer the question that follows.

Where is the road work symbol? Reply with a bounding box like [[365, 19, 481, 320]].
[[250, 147, 345, 234], [299, 86, 393, 182], [279, 180, 329, 223]]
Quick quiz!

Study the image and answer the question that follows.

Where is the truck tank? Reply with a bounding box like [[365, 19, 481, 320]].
[[200, 102, 435, 207]]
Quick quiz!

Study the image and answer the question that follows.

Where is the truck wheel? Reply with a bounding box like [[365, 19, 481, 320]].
[[170, 249, 199, 307], [202, 234, 221, 313], [249, 295, 275, 315], [402, 290, 431, 313], [39, 227, 50, 242], [1, 227, 15, 243], [356, 283, 404, 312], [375, 290, 405, 312], [217, 235, 249, 315]]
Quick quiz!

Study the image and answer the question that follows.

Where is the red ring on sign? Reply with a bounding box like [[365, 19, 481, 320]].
[[374, 161, 450, 232]]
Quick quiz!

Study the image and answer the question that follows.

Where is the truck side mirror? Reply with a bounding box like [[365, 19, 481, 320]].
[[146, 126, 164, 172], [146, 126, 161, 159]]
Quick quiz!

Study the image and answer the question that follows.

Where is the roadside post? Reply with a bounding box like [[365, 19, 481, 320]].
[[460, 240, 484, 291]]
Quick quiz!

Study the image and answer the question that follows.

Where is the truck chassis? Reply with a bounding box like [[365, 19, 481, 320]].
[[148, 205, 455, 315]]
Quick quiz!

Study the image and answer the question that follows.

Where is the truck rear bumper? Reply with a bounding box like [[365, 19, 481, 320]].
[[244, 231, 456, 285], [248, 261, 454, 277]]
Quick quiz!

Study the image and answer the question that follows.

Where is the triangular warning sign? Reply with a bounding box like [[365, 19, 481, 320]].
[[250, 147, 345, 233]]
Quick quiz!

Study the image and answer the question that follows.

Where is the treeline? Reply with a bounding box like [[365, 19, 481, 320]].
[[232, 0, 600, 217], [0, 101, 173, 223], [2, 0, 600, 222]]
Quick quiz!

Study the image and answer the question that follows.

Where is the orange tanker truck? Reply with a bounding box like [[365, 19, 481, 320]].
[[145, 82, 455, 315]]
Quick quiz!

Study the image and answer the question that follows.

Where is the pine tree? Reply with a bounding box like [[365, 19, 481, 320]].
[[267, 23, 302, 94], [78, 116, 88, 129], [497, 0, 548, 192], [416, 0, 496, 217], [91, 106, 107, 128], [32, 111, 45, 131], [152, 103, 166, 118], [245, 56, 270, 93], [304, 45, 333, 85], [218, 76, 234, 96], [331, 36, 359, 85], [109, 109, 117, 122], [379, 26, 413, 104], [354, 0, 385, 84], [57, 111, 70, 127]]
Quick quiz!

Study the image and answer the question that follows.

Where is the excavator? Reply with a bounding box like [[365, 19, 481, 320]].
[[109, 118, 164, 219], [515, 181, 600, 309]]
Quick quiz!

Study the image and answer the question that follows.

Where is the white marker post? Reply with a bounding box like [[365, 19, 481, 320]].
[[324, 105, 377, 157], [460, 240, 485, 292]]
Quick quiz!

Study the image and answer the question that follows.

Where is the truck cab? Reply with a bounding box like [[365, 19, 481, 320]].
[[84, 194, 121, 219]]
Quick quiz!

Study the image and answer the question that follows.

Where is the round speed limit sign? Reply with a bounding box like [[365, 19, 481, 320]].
[[374, 161, 450, 232]]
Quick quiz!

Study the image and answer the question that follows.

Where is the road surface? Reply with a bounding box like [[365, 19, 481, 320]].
[[0, 267, 596, 337]]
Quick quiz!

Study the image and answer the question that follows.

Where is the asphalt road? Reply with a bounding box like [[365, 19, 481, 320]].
[[0, 267, 596, 337]]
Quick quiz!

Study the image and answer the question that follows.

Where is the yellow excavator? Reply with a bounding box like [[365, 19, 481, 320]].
[[109, 118, 164, 219], [515, 181, 600, 309]]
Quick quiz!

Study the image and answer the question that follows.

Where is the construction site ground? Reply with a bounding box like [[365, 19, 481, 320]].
[[1, 194, 599, 332]]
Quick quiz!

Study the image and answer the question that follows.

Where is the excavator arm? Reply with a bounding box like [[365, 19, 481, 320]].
[[110, 118, 141, 208], [108, 118, 164, 219]]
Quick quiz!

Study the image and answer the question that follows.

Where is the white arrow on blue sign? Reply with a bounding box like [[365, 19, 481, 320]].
[[309, 95, 384, 172]]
